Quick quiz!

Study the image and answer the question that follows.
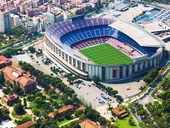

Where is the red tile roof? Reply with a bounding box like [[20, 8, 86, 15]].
[[48, 112, 56, 118], [112, 107, 128, 118], [58, 105, 74, 114], [80, 119, 99, 128], [15, 121, 35, 128], [0, 55, 9, 61]]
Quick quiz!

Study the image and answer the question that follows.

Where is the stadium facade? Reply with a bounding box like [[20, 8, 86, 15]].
[[43, 17, 165, 82]]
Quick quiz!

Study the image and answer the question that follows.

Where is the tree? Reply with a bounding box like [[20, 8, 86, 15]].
[[98, 116, 107, 125], [15, 117, 31, 125], [28, 46, 36, 53], [23, 98, 27, 108], [34, 96, 44, 106], [32, 108, 40, 116], [106, 87, 113, 95], [65, 112, 72, 120], [12, 86, 23, 95], [14, 103, 25, 115], [92, 75, 100, 85], [0, 107, 10, 123], [160, 77, 170, 90], [85, 108, 100, 121], [137, 109, 146, 116], [18, 61, 22, 66], [160, 90, 170, 100], [0, 73, 4, 82], [115, 95, 123, 104], [163, 100, 170, 112], [129, 117, 136, 126], [111, 90, 118, 96], [143, 66, 160, 84]]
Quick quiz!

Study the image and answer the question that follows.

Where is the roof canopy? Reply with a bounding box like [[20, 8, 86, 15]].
[[109, 21, 165, 47]]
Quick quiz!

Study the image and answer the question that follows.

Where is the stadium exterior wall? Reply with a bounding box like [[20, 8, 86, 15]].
[[43, 33, 163, 82]]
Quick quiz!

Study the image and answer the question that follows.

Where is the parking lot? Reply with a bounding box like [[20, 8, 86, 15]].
[[102, 4, 152, 22], [70, 81, 116, 108], [104, 77, 146, 99]]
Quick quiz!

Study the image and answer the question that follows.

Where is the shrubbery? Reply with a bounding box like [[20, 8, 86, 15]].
[[128, 117, 136, 126], [15, 117, 31, 125]]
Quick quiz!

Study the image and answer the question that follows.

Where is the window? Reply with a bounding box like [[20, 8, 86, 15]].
[[73, 58, 76, 67], [69, 56, 72, 64], [126, 65, 129, 77], [120, 66, 122, 78], [62, 52, 64, 59], [66, 54, 68, 62], [59, 49, 61, 57]]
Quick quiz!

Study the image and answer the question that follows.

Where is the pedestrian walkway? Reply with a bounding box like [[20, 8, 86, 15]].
[[59, 118, 79, 127]]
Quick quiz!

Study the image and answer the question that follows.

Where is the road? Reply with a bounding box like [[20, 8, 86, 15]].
[[139, 95, 154, 105], [131, 65, 170, 104], [130, 65, 170, 125]]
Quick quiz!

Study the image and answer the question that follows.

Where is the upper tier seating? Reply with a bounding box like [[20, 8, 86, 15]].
[[46, 18, 158, 57]]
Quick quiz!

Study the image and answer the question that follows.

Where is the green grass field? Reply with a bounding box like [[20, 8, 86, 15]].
[[80, 43, 133, 65], [115, 115, 138, 128]]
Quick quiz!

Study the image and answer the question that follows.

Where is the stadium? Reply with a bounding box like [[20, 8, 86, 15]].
[[43, 16, 165, 82]]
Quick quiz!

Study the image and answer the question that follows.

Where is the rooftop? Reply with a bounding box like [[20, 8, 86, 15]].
[[80, 119, 99, 128], [78, 105, 86, 111], [112, 106, 128, 118], [0, 55, 11, 64], [3, 94, 19, 102], [48, 112, 56, 118], [1, 66, 36, 87], [16, 76, 36, 87], [109, 21, 165, 47], [58, 105, 74, 114], [114, 2, 128, 11], [15, 121, 35, 128]]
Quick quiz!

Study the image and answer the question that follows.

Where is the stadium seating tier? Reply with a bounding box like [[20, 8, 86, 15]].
[[46, 18, 158, 57]]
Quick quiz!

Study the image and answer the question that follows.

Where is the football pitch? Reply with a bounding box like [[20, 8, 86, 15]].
[[80, 43, 133, 65]]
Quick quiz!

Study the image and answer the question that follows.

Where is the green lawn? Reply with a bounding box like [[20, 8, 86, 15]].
[[57, 118, 71, 126], [115, 115, 138, 128], [29, 102, 37, 109], [80, 43, 133, 65], [12, 110, 31, 120]]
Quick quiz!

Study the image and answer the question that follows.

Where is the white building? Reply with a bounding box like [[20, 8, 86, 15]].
[[62, 11, 71, 21], [46, 12, 55, 24], [52, 0, 58, 6], [33, 14, 47, 31], [10, 14, 20, 27]]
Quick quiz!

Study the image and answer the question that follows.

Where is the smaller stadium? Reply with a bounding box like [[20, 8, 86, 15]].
[[43, 16, 165, 82]]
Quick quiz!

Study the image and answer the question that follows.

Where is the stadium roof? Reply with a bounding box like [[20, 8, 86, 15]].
[[109, 21, 165, 47]]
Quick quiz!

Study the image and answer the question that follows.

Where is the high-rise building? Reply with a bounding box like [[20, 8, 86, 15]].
[[58, 0, 65, 5], [46, 12, 55, 24], [52, 0, 57, 6], [10, 14, 20, 27], [0, 11, 11, 32]]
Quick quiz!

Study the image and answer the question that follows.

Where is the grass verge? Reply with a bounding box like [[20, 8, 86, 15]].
[[12, 110, 31, 120], [115, 114, 138, 128]]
